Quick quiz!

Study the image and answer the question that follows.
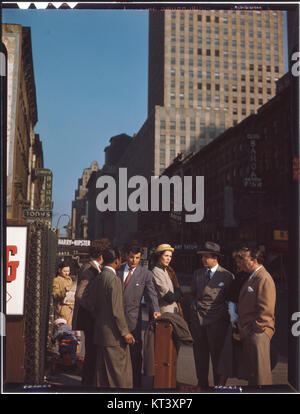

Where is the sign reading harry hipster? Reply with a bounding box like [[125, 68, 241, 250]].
[[6, 226, 27, 316]]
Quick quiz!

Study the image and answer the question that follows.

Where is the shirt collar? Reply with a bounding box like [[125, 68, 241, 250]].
[[249, 265, 262, 280], [206, 263, 218, 278], [104, 265, 116, 275], [156, 263, 167, 271], [92, 260, 102, 273], [125, 263, 136, 272]]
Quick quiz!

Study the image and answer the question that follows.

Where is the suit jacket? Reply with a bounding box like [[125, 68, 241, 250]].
[[190, 265, 234, 326], [72, 261, 100, 331], [237, 266, 276, 340], [92, 266, 130, 346], [117, 264, 160, 333]]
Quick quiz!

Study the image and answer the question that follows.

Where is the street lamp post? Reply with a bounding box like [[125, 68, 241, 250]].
[[56, 214, 71, 237]]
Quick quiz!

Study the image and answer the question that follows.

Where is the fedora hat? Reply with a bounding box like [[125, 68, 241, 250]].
[[197, 241, 223, 256], [155, 243, 174, 254]]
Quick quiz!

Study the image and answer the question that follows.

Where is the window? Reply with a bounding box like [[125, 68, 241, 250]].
[[170, 121, 176, 130]]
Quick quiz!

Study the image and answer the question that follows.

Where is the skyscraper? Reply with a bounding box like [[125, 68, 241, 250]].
[[148, 9, 285, 174]]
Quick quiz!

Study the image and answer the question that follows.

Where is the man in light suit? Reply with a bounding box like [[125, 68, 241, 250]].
[[234, 247, 276, 386], [92, 247, 135, 388], [117, 243, 161, 388], [72, 238, 110, 386], [190, 241, 234, 389]]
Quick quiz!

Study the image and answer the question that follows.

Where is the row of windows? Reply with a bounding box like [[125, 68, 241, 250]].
[[171, 41, 279, 53], [168, 93, 268, 106], [172, 80, 270, 89], [172, 51, 279, 63], [170, 31, 280, 43], [171, 22, 279, 34], [166, 104, 257, 117], [170, 10, 279, 20], [195, 83, 272, 93], [170, 59, 280, 73], [170, 69, 277, 81], [160, 125, 226, 140]]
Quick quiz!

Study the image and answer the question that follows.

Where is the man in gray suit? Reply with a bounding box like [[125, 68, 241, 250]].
[[117, 243, 161, 388], [190, 242, 234, 389], [92, 247, 135, 388]]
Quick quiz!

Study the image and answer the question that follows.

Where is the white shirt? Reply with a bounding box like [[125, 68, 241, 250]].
[[207, 263, 219, 279], [123, 263, 136, 283], [104, 265, 116, 275], [92, 260, 102, 273], [248, 265, 263, 281]]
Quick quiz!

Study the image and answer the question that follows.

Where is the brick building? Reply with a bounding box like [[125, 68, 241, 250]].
[[137, 73, 292, 281]]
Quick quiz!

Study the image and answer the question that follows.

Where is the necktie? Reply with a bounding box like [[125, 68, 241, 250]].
[[205, 268, 211, 284], [124, 267, 134, 289]]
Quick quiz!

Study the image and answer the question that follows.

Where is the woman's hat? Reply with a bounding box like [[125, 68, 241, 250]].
[[197, 241, 223, 256], [155, 244, 174, 254], [54, 318, 67, 326]]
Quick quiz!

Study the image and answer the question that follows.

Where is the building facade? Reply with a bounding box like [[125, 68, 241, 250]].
[[71, 160, 99, 239], [148, 9, 285, 174], [137, 73, 291, 281], [3, 24, 45, 221]]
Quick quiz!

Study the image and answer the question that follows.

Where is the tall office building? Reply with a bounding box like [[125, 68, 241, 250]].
[[148, 9, 285, 174]]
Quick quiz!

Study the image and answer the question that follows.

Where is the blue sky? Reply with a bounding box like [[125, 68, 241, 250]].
[[3, 8, 288, 235], [3, 9, 149, 232]]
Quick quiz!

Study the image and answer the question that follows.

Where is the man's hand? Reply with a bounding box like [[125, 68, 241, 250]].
[[123, 333, 135, 344], [153, 312, 161, 319]]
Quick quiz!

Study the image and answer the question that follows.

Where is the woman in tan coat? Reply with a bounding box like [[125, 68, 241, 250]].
[[52, 261, 73, 325]]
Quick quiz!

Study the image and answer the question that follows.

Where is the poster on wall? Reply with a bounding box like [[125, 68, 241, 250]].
[[6, 226, 27, 316]]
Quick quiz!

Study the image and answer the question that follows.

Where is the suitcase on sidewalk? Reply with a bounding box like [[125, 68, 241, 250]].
[[153, 321, 178, 389]]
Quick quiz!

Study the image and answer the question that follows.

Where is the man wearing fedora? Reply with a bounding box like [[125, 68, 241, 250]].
[[190, 241, 234, 389]]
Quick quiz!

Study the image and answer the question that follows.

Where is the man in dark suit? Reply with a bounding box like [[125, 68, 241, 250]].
[[117, 243, 161, 388], [189, 241, 234, 389], [72, 238, 110, 387]]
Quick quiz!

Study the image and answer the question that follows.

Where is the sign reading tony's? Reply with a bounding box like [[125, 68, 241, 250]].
[[6, 226, 27, 316]]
